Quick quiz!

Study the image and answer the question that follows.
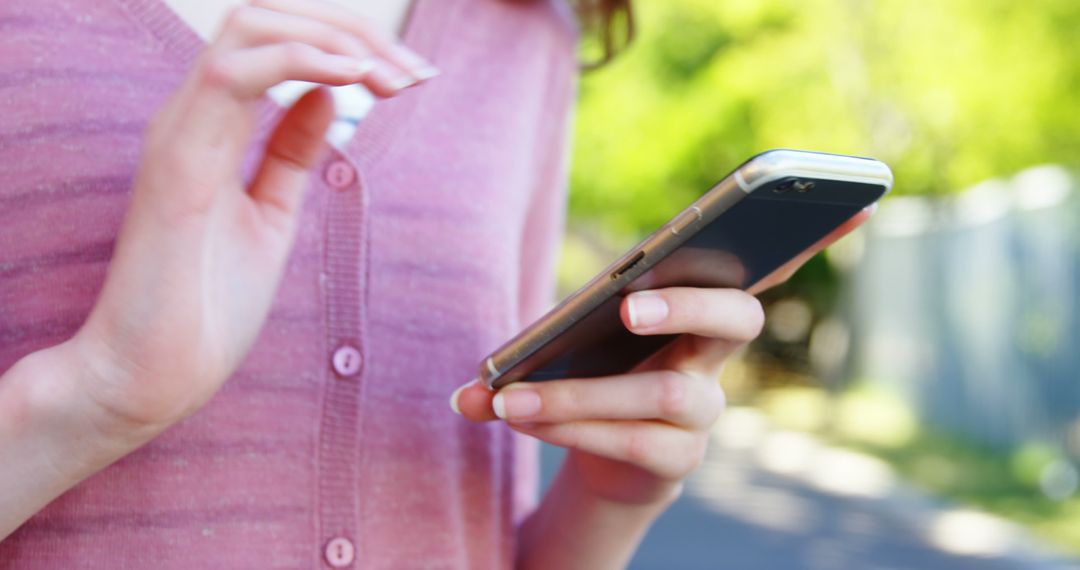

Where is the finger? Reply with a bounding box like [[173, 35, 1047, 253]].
[[748, 204, 875, 294], [170, 43, 374, 156], [212, 5, 422, 95], [628, 247, 746, 292], [250, 0, 438, 80], [215, 5, 365, 51], [488, 371, 725, 430], [197, 43, 378, 100], [634, 333, 742, 380], [621, 287, 765, 341], [450, 378, 498, 422], [511, 420, 709, 481], [247, 86, 335, 225]]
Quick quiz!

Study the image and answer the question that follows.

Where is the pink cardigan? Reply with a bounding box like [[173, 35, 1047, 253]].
[[0, 0, 578, 567]]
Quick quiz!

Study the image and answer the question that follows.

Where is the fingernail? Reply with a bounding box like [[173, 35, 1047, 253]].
[[368, 61, 418, 91], [325, 54, 377, 77], [627, 292, 669, 329], [410, 65, 440, 81], [350, 58, 378, 76], [449, 379, 478, 415], [388, 45, 440, 80], [492, 389, 542, 420], [387, 73, 418, 91]]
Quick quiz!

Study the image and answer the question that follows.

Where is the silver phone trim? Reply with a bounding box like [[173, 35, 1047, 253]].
[[734, 149, 894, 192], [479, 150, 893, 389]]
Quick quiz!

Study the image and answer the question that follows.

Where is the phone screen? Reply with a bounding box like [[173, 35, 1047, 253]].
[[516, 177, 884, 382]]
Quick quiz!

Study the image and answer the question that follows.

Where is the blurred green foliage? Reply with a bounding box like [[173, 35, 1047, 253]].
[[569, 0, 1080, 240]]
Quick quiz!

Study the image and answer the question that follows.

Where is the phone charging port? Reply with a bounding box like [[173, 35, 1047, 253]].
[[612, 251, 646, 280]]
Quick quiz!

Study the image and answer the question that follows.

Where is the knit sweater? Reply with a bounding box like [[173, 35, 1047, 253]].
[[0, 0, 577, 567]]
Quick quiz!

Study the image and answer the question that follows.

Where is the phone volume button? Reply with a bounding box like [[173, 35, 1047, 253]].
[[670, 207, 702, 235]]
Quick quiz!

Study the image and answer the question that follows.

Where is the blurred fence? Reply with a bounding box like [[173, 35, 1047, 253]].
[[840, 165, 1080, 454]]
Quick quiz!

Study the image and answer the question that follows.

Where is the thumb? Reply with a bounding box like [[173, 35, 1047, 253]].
[[248, 86, 336, 221], [450, 379, 499, 422]]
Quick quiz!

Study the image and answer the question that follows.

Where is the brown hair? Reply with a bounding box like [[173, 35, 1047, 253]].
[[573, 0, 635, 69]]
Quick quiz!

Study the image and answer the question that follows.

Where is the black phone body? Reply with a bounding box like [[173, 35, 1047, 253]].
[[479, 150, 893, 389]]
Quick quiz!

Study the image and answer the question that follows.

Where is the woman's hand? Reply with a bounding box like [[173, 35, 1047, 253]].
[[72, 0, 437, 440], [1, 0, 439, 541], [452, 207, 874, 507]]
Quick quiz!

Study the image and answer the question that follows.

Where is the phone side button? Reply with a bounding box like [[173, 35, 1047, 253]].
[[670, 207, 702, 235]]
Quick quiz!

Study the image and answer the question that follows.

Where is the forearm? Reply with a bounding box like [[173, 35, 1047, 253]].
[[0, 340, 153, 541], [516, 454, 677, 570]]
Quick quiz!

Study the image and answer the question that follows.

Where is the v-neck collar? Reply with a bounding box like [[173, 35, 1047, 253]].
[[111, 0, 457, 169]]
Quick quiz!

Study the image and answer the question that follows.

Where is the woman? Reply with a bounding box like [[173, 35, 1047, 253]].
[[0, 0, 865, 567]]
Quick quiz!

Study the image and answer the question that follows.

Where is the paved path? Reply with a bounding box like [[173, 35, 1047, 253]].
[[539, 408, 1080, 570]]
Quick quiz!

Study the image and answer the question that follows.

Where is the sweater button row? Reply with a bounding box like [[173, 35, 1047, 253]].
[[321, 154, 360, 566]]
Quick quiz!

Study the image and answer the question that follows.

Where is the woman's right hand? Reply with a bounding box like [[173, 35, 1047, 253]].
[[68, 0, 436, 440]]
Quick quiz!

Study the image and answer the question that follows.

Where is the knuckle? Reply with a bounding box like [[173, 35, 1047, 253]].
[[657, 371, 690, 419], [679, 436, 708, 474], [196, 53, 235, 90], [221, 5, 256, 32], [144, 120, 195, 172], [740, 294, 766, 340], [265, 128, 313, 169], [346, 15, 380, 40], [624, 427, 653, 466], [562, 423, 585, 450], [665, 289, 698, 325], [326, 30, 363, 56], [660, 436, 706, 480], [703, 383, 727, 425], [281, 41, 316, 66], [546, 382, 583, 419]]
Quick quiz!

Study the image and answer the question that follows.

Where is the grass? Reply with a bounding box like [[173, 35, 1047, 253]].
[[752, 384, 1080, 556]]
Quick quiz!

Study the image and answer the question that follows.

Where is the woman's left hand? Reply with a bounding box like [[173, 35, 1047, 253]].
[[452, 207, 873, 506]]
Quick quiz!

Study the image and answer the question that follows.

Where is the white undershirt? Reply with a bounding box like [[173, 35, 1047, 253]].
[[267, 80, 376, 147], [163, 0, 413, 146]]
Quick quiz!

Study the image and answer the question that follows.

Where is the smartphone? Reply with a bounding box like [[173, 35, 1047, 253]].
[[478, 149, 893, 389]]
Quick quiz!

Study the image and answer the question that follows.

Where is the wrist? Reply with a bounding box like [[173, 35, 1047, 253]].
[[517, 456, 677, 570], [65, 328, 173, 445], [565, 451, 685, 509], [556, 464, 678, 527], [582, 480, 684, 514], [4, 345, 113, 486], [19, 337, 163, 480], [0, 340, 158, 540]]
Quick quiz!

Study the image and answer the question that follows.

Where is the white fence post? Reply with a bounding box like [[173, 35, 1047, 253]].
[[846, 165, 1079, 453]]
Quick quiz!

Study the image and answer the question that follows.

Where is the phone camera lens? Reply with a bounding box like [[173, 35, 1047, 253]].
[[774, 180, 795, 193]]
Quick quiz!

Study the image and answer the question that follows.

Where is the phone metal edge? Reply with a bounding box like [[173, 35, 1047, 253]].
[[735, 149, 894, 192], [481, 175, 747, 389], [480, 150, 893, 389]]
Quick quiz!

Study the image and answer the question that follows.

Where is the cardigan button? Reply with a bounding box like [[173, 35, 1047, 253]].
[[324, 537, 355, 567], [332, 345, 363, 378], [325, 160, 357, 189]]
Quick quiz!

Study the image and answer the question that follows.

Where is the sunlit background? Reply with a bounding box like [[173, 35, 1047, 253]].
[[541, 0, 1080, 567]]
